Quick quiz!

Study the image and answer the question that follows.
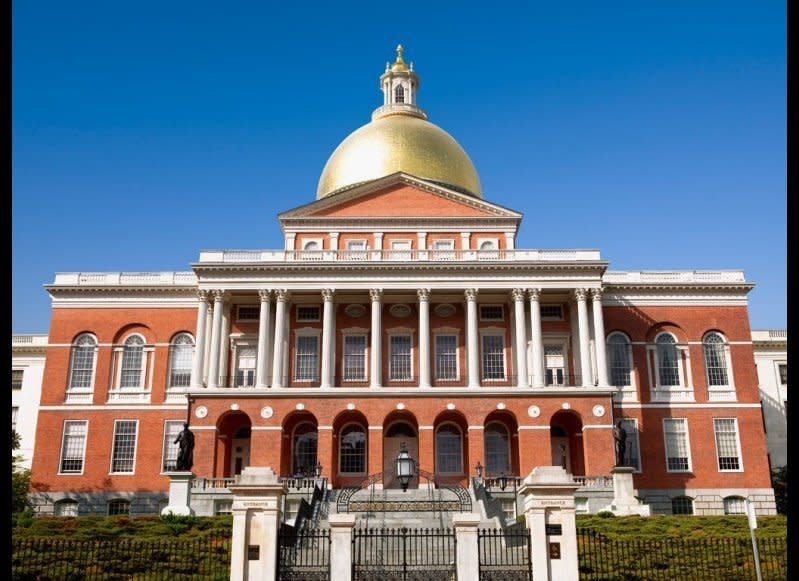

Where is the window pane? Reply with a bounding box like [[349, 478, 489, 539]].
[[484, 423, 510, 475], [293, 424, 318, 475], [672, 496, 693, 515], [297, 306, 321, 321], [343, 335, 367, 380], [656, 335, 680, 386], [619, 419, 641, 471], [69, 335, 96, 390], [235, 347, 256, 387], [482, 335, 505, 379], [390, 335, 412, 380], [479, 305, 503, 321], [714, 418, 741, 471], [703, 334, 729, 386], [724, 496, 746, 515], [778, 364, 787, 385], [608, 335, 632, 387], [339, 425, 366, 474], [108, 500, 130, 516], [237, 306, 260, 320], [120, 337, 144, 389], [111, 421, 138, 473], [436, 425, 462, 473], [435, 335, 457, 380], [664, 419, 689, 471], [55, 501, 79, 517], [60, 421, 87, 473], [162, 421, 183, 472], [295, 336, 319, 380], [544, 345, 565, 386], [169, 335, 193, 388], [12, 370, 23, 390]]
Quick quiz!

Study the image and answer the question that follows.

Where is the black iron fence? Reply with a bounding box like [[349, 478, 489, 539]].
[[478, 527, 532, 581], [12, 536, 231, 580], [577, 529, 787, 581], [277, 526, 330, 581], [352, 527, 456, 581]]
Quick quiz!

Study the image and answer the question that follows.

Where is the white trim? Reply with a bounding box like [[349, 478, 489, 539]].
[[340, 330, 368, 382], [57, 419, 88, 475], [109, 419, 139, 475], [301, 238, 324, 252], [582, 424, 613, 429], [41, 404, 188, 411], [713, 417, 744, 473], [614, 403, 761, 409], [517, 426, 551, 430], [702, 331, 737, 401], [662, 417, 692, 473], [387, 331, 415, 382], [480, 328, 507, 382], [65, 333, 99, 400], [433, 331, 460, 382], [293, 328, 321, 382]]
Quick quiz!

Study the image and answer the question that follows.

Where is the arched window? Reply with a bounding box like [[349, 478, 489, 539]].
[[435, 423, 463, 474], [703, 332, 729, 386], [120, 335, 145, 389], [54, 499, 79, 517], [671, 496, 693, 515], [479, 240, 496, 250], [339, 424, 366, 474], [484, 422, 510, 475], [394, 84, 405, 103], [723, 496, 746, 515], [168, 333, 194, 388], [303, 240, 320, 251], [292, 423, 318, 476], [107, 499, 131, 516], [607, 333, 632, 387], [655, 333, 680, 386], [68, 334, 97, 390]]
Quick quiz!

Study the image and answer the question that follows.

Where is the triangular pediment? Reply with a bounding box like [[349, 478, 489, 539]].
[[279, 173, 522, 220]]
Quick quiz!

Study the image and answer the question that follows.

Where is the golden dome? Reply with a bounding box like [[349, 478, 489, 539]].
[[316, 113, 483, 199]]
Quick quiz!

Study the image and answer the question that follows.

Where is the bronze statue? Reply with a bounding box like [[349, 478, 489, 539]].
[[613, 420, 627, 466], [174, 423, 195, 471]]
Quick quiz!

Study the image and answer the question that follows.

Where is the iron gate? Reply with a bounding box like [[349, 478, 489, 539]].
[[277, 525, 330, 580], [478, 527, 532, 581], [352, 526, 456, 581]]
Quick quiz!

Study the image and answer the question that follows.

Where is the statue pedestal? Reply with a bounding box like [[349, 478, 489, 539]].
[[161, 471, 196, 517], [604, 466, 650, 516]]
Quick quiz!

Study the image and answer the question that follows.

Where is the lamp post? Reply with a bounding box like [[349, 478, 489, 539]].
[[394, 442, 416, 492], [476, 461, 483, 480], [315, 462, 323, 478], [498, 472, 509, 491]]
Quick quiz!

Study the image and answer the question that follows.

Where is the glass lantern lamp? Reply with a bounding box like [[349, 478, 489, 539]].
[[394, 442, 416, 492]]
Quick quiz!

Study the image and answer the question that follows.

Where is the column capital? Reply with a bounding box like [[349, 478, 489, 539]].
[[573, 288, 588, 302], [590, 287, 604, 301], [511, 288, 526, 302], [527, 288, 541, 301], [211, 289, 227, 302], [197, 289, 209, 302], [274, 289, 290, 302], [417, 288, 431, 302], [369, 288, 383, 302], [258, 289, 272, 302], [321, 288, 335, 302], [464, 288, 479, 302]]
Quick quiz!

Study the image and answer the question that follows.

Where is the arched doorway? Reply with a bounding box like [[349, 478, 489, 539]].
[[216, 411, 252, 478], [383, 412, 419, 489], [550, 410, 585, 476], [280, 411, 319, 477], [483, 410, 520, 476]]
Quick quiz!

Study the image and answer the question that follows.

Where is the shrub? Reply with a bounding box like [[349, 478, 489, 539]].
[[597, 510, 615, 518]]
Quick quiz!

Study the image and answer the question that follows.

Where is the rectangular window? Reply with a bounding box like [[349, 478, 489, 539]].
[[214, 500, 233, 516], [390, 335, 413, 380], [540, 305, 563, 320], [435, 335, 458, 380], [236, 305, 260, 321], [120, 349, 144, 389], [59, 421, 88, 474], [391, 240, 412, 260], [346, 240, 367, 260], [295, 336, 319, 381], [619, 419, 642, 471], [12, 407, 18, 431], [343, 335, 367, 380], [235, 347, 257, 387], [161, 421, 183, 472], [432, 239, 455, 260], [778, 364, 787, 385], [481, 335, 506, 380], [663, 418, 691, 472], [479, 305, 504, 321], [296, 306, 321, 322], [714, 418, 742, 471], [12, 370, 23, 390], [544, 345, 565, 386], [110, 420, 138, 474]]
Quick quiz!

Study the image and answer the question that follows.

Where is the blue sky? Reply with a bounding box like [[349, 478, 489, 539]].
[[13, 1, 786, 333]]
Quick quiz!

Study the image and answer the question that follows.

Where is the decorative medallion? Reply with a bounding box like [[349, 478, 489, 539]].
[[561, 402, 571, 410], [496, 402, 506, 410], [296, 403, 305, 411], [527, 405, 540, 418], [434, 303, 456, 318], [260, 406, 274, 419], [347, 403, 355, 411], [396, 403, 406, 410], [446, 403, 456, 411], [592, 405, 606, 418], [230, 403, 240, 411], [345, 304, 366, 318], [389, 304, 411, 318], [194, 406, 208, 419]]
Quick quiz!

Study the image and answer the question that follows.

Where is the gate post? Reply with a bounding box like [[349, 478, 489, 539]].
[[518, 466, 580, 581], [452, 513, 482, 581], [329, 514, 356, 581], [228, 466, 287, 581]]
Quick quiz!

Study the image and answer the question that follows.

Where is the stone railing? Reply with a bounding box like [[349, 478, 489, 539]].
[[51, 272, 197, 286], [751, 329, 787, 342], [12, 335, 48, 346], [106, 390, 151, 403], [604, 270, 746, 284], [573, 475, 614, 489], [192, 477, 236, 490]]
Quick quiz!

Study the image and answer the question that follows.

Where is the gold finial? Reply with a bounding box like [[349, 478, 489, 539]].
[[396, 44, 404, 62], [391, 44, 408, 71]]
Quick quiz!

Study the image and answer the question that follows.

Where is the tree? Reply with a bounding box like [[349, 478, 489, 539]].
[[771, 465, 787, 515], [12, 430, 32, 513]]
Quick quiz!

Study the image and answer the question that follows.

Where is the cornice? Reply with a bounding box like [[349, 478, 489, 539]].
[[191, 261, 610, 275], [187, 386, 615, 398]]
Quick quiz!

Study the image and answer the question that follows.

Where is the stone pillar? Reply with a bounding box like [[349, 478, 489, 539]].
[[452, 513, 482, 581], [320, 289, 335, 388], [271, 290, 289, 388], [528, 289, 544, 387], [370, 289, 383, 388], [219, 303, 231, 384], [465, 288, 480, 388], [519, 466, 580, 581], [512, 288, 529, 388], [591, 288, 609, 386], [161, 471, 195, 516], [574, 289, 592, 387], [191, 291, 209, 388], [329, 514, 357, 581], [207, 290, 225, 389], [229, 467, 286, 581], [417, 288, 431, 388], [203, 301, 213, 382], [255, 290, 272, 388]]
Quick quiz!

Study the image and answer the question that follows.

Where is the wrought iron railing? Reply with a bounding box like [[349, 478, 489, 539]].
[[277, 526, 330, 581], [478, 527, 533, 581], [351, 527, 456, 581]]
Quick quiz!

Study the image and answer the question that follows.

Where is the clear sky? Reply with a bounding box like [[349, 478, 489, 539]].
[[12, 1, 786, 333]]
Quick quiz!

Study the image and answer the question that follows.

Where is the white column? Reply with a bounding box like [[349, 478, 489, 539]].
[[452, 513, 482, 581], [271, 290, 289, 388], [465, 288, 480, 388], [417, 288, 431, 388], [504, 232, 515, 250], [370, 289, 383, 388], [320, 289, 335, 388], [575, 288, 592, 387], [190, 290, 208, 388], [328, 514, 356, 581], [255, 290, 272, 388], [417, 232, 427, 260], [512, 288, 529, 388], [528, 288, 544, 387], [206, 290, 225, 389], [591, 288, 609, 386], [203, 302, 212, 382], [373, 232, 383, 260], [218, 304, 231, 384]]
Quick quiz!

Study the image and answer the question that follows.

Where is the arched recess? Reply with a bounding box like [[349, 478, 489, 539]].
[[383, 410, 420, 489], [216, 411, 253, 478], [549, 410, 585, 476], [483, 410, 520, 476], [433, 410, 469, 485], [280, 411, 318, 477], [332, 410, 369, 488]]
